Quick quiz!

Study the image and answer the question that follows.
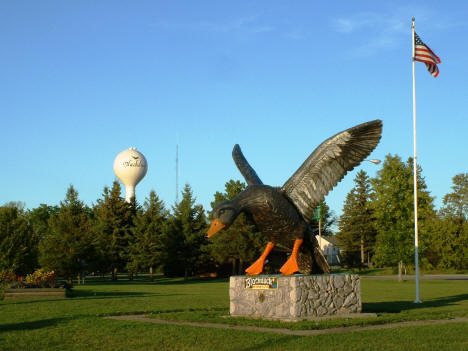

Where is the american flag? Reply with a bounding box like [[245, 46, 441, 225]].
[[414, 32, 441, 77]]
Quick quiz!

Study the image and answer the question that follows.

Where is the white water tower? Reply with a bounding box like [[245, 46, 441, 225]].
[[113, 147, 148, 202]]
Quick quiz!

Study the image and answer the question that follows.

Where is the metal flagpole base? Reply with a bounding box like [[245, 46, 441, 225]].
[[414, 299, 422, 304]]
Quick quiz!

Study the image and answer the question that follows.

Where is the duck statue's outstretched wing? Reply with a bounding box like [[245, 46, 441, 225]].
[[232, 144, 263, 186], [281, 120, 383, 223]]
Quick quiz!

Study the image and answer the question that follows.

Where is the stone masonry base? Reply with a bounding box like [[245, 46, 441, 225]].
[[230, 274, 361, 321]]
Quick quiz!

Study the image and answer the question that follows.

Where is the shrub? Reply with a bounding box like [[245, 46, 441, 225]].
[[24, 269, 55, 287], [1, 270, 25, 298]]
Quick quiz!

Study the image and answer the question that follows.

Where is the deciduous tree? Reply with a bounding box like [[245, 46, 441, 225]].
[[371, 155, 435, 278], [0, 205, 37, 276], [28, 204, 59, 243], [431, 173, 468, 270]]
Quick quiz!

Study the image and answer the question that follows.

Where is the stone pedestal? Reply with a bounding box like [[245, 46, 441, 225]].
[[230, 274, 361, 321]]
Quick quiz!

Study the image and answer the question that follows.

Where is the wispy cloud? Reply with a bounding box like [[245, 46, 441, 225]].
[[330, 6, 440, 57], [331, 6, 431, 35], [349, 35, 401, 58], [332, 12, 383, 34]]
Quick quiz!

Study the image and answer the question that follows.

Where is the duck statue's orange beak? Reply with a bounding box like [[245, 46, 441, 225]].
[[207, 219, 226, 238]]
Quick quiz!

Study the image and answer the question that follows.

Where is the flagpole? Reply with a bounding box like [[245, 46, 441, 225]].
[[412, 17, 422, 304]]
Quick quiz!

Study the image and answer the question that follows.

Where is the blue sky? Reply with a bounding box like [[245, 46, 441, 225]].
[[2, 1, 467, 220]]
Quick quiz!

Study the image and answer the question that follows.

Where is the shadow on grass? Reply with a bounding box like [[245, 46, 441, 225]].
[[0, 317, 72, 333], [151, 277, 229, 286], [332, 267, 394, 276], [69, 290, 185, 300], [363, 293, 468, 313], [3, 291, 183, 305], [78, 276, 229, 286], [73, 290, 151, 297], [1, 298, 72, 306]]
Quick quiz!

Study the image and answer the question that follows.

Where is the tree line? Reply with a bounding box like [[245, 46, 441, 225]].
[[336, 155, 467, 272], [1, 153, 466, 282], [0, 180, 267, 282]]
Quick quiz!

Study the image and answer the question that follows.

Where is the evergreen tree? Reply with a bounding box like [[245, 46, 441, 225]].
[[93, 181, 135, 280], [127, 190, 168, 280], [163, 184, 208, 280], [0, 205, 37, 276], [432, 173, 468, 269], [209, 180, 265, 275], [371, 155, 435, 275], [39, 185, 93, 283], [336, 170, 377, 267]]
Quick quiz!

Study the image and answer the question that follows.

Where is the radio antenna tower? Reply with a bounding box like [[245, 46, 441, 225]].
[[175, 143, 179, 203]]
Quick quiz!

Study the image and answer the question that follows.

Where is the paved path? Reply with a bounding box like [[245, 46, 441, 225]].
[[104, 315, 468, 336], [362, 274, 468, 280], [360, 274, 468, 280]]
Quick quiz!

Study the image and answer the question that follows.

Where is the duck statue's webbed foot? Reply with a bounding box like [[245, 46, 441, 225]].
[[280, 239, 303, 275], [245, 242, 275, 275]]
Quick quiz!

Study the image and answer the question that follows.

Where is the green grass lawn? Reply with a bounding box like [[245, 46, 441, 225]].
[[1, 276, 467, 350]]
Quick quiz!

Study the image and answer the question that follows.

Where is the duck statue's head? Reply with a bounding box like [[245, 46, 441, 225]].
[[207, 200, 241, 238]]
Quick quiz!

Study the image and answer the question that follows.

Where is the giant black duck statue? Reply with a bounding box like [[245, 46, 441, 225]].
[[208, 120, 383, 275]]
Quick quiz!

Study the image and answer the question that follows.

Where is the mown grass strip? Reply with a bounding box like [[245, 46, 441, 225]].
[[105, 314, 468, 336]]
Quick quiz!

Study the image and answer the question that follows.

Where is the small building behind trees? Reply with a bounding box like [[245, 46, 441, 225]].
[[317, 235, 341, 266]]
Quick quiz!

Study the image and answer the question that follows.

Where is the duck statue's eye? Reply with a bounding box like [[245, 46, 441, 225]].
[[219, 209, 225, 215]]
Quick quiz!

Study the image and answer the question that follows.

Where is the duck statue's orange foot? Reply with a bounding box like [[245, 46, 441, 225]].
[[245, 242, 274, 275]]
